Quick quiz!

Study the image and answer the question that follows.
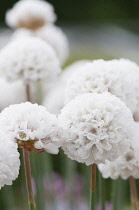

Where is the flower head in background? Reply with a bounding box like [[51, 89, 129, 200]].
[[43, 60, 90, 115], [65, 59, 139, 115], [0, 78, 26, 110], [12, 25, 69, 65], [0, 37, 61, 83], [0, 102, 61, 154], [6, 0, 56, 30], [98, 146, 139, 179], [0, 132, 20, 189], [58, 92, 134, 165]]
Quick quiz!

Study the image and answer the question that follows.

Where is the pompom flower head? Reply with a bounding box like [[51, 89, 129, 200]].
[[0, 132, 20, 189], [58, 92, 134, 165], [6, 0, 56, 30], [0, 37, 61, 83], [0, 102, 61, 154], [98, 146, 139, 179], [65, 59, 139, 115], [12, 25, 69, 65]]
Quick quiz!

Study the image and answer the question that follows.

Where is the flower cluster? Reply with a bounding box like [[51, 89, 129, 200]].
[[98, 147, 139, 179], [12, 25, 69, 65], [6, 0, 56, 30], [0, 132, 20, 189], [0, 102, 61, 154], [58, 92, 134, 165], [0, 37, 61, 83], [65, 59, 139, 115]]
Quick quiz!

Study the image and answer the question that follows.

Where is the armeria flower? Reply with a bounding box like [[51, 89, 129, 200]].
[[6, 0, 56, 30], [98, 146, 139, 179], [12, 25, 69, 65], [65, 59, 139, 115], [58, 92, 134, 165], [43, 60, 90, 114], [0, 102, 61, 154], [0, 132, 20, 189], [0, 37, 61, 83]]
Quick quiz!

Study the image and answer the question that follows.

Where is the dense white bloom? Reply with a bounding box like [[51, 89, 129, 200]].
[[12, 25, 69, 65], [0, 102, 61, 154], [65, 59, 139, 114], [98, 147, 139, 179], [43, 60, 90, 114], [6, 0, 56, 30], [58, 92, 134, 165], [0, 132, 20, 189], [0, 37, 61, 83]]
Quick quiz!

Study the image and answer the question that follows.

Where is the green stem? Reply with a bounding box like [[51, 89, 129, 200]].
[[90, 164, 97, 210], [23, 148, 36, 210], [98, 171, 105, 210]]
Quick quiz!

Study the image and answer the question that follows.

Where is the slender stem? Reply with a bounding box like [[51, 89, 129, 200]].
[[23, 149, 36, 210], [90, 164, 97, 210], [98, 171, 105, 210], [129, 176, 139, 210], [23, 84, 35, 210], [26, 83, 31, 102]]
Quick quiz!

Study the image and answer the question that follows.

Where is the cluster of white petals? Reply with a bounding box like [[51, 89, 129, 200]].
[[43, 60, 89, 114], [65, 59, 139, 115], [58, 92, 134, 165], [0, 102, 61, 154], [131, 122, 139, 161], [6, 0, 56, 30], [12, 25, 69, 65], [0, 132, 20, 189], [98, 147, 139, 179], [0, 37, 61, 83]]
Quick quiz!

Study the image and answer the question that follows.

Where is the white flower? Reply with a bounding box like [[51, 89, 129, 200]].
[[65, 59, 139, 115], [0, 132, 20, 189], [6, 0, 56, 30], [58, 92, 134, 165], [98, 147, 139, 179], [43, 60, 90, 114], [0, 37, 61, 83], [0, 102, 61, 154], [12, 25, 69, 65]]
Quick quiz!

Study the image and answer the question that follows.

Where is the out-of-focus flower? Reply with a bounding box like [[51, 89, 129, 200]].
[[65, 59, 139, 115], [58, 92, 134, 165], [0, 102, 61, 154], [12, 25, 69, 65], [6, 0, 56, 30], [0, 132, 20, 189], [43, 60, 89, 115], [131, 122, 139, 161], [0, 37, 61, 83], [0, 78, 26, 110], [98, 146, 139, 179]]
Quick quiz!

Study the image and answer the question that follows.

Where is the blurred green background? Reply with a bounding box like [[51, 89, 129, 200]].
[[1, 0, 139, 23]]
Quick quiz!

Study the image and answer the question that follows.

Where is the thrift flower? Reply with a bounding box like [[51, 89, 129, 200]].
[[0, 37, 61, 83], [0, 102, 61, 154], [6, 0, 56, 30], [58, 92, 134, 165], [0, 132, 20, 189], [65, 59, 139, 115]]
